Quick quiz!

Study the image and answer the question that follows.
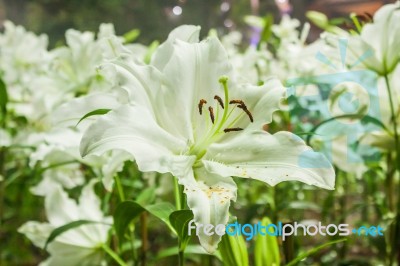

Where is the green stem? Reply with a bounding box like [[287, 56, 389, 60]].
[[384, 74, 400, 266], [114, 175, 138, 264], [115, 174, 126, 202], [174, 176, 182, 211], [102, 244, 128, 266], [178, 249, 184, 266], [0, 147, 5, 227], [130, 227, 138, 266], [140, 213, 148, 266], [174, 177, 186, 265]]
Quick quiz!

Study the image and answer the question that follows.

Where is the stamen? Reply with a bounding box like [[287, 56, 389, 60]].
[[364, 12, 373, 22], [214, 95, 224, 109], [198, 99, 207, 115], [224, 127, 244, 133], [243, 109, 254, 122], [229, 100, 244, 105], [208, 106, 215, 124], [237, 104, 254, 123], [230, 100, 254, 123]]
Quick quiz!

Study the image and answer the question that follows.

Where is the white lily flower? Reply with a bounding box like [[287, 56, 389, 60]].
[[80, 25, 335, 252], [18, 181, 112, 266], [325, 2, 400, 75]]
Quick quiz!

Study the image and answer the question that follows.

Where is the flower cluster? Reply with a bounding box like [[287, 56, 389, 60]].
[[1, 2, 400, 265]]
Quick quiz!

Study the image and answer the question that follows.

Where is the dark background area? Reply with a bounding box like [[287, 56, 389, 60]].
[[0, 0, 391, 47]]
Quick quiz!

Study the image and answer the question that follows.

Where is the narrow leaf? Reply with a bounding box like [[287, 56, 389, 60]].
[[286, 238, 347, 266], [44, 220, 97, 250], [219, 234, 249, 266], [156, 245, 222, 261], [76, 108, 111, 126], [255, 217, 280, 266], [306, 114, 390, 145], [0, 78, 8, 115]]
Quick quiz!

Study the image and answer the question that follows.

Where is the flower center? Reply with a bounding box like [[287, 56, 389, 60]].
[[189, 76, 253, 160]]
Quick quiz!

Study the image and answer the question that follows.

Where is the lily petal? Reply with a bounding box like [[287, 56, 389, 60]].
[[154, 36, 233, 141], [18, 221, 54, 248], [44, 241, 104, 266], [80, 105, 191, 175], [151, 25, 201, 71], [177, 167, 237, 253], [204, 131, 335, 189], [45, 185, 80, 226], [231, 78, 286, 129]]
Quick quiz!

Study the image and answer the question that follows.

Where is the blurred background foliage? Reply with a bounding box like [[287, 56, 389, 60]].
[[0, 0, 388, 47]]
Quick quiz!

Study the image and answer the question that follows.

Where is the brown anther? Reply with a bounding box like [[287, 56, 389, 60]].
[[208, 106, 215, 124], [198, 99, 207, 115], [224, 127, 244, 133], [244, 109, 254, 122], [229, 99, 244, 105], [235, 103, 254, 123], [214, 95, 224, 109], [236, 103, 248, 110], [364, 12, 373, 22]]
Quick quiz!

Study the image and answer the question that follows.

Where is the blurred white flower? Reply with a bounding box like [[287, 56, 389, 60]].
[[0, 129, 11, 147], [272, 15, 300, 42], [325, 2, 400, 75], [18, 181, 112, 266]]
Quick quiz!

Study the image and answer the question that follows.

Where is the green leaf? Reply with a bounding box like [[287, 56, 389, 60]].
[[123, 29, 140, 43], [219, 234, 249, 266], [44, 220, 97, 250], [114, 201, 145, 241], [259, 14, 274, 45], [76, 108, 111, 126], [156, 245, 222, 261], [113, 201, 176, 242], [136, 187, 156, 205], [286, 238, 347, 266], [255, 217, 280, 266], [169, 210, 194, 251], [0, 78, 8, 115], [146, 202, 175, 226]]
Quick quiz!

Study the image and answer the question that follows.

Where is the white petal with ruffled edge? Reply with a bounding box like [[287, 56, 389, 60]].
[[203, 131, 335, 190]]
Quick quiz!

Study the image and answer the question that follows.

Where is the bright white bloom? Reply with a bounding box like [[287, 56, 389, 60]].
[[272, 15, 301, 42], [18, 181, 112, 266], [0, 21, 49, 88], [80, 25, 335, 252], [326, 2, 400, 75]]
